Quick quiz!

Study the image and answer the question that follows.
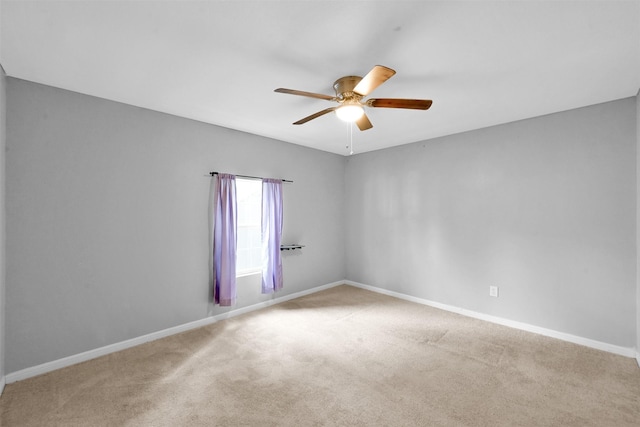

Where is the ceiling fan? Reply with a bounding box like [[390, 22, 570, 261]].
[[274, 65, 432, 131]]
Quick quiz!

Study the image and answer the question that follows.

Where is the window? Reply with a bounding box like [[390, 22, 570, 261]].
[[236, 178, 262, 275]]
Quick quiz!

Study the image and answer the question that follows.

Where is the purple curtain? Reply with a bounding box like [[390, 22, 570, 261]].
[[261, 179, 283, 294], [213, 174, 237, 306]]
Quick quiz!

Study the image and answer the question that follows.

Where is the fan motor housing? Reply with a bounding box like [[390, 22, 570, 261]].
[[333, 76, 362, 99]]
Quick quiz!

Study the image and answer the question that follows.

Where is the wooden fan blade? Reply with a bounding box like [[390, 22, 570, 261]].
[[293, 107, 338, 125], [274, 88, 336, 101], [353, 65, 396, 96], [356, 113, 373, 131], [367, 98, 433, 110]]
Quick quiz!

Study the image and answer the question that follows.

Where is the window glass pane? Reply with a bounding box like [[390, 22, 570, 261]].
[[236, 248, 250, 271], [236, 179, 262, 274], [237, 227, 250, 249], [249, 227, 261, 248]]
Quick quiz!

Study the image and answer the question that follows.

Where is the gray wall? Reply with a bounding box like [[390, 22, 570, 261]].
[[4, 76, 638, 375], [346, 98, 637, 348], [0, 65, 6, 384], [6, 78, 346, 373], [637, 89, 640, 358]]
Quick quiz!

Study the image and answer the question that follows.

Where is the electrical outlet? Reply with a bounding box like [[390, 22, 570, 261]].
[[489, 286, 499, 297]]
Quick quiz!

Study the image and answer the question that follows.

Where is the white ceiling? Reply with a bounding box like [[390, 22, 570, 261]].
[[1, 0, 639, 155]]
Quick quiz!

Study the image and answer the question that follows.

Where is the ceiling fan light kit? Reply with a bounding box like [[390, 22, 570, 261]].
[[335, 104, 364, 122], [275, 65, 432, 131]]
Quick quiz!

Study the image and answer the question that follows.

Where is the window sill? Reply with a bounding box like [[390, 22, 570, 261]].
[[236, 269, 261, 278]]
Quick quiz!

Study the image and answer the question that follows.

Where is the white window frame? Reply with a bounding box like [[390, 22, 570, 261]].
[[235, 178, 262, 277]]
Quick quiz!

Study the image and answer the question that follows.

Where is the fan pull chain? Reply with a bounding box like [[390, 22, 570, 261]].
[[344, 122, 355, 155], [345, 123, 350, 152]]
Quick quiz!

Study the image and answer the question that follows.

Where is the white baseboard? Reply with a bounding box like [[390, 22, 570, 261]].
[[5, 280, 345, 384], [636, 352, 640, 368], [345, 280, 637, 359], [0, 376, 5, 396]]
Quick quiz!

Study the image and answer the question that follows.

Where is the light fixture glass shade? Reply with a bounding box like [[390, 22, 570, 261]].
[[335, 104, 364, 122]]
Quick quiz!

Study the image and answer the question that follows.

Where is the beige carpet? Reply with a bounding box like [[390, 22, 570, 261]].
[[1, 285, 639, 426]]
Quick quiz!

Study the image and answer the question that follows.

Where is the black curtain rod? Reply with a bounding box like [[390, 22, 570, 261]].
[[209, 171, 293, 183]]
